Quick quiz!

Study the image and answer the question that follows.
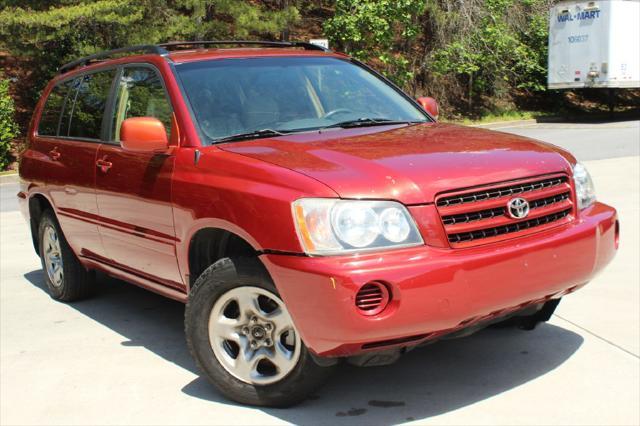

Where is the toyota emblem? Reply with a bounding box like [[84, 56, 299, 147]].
[[507, 198, 530, 219]]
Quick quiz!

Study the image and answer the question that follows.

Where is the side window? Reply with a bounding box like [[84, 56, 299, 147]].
[[66, 70, 116, 140], [112, 67, 172, 141], [58, 77, 80, 137], [37, 81, 70, 136]]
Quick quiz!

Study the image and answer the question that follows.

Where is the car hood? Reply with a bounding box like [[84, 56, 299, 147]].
[[218, 123, 575, 204]]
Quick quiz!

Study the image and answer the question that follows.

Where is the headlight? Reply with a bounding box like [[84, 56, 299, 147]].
[[292, 199, 423, 255], [573, 162, 596, 210]]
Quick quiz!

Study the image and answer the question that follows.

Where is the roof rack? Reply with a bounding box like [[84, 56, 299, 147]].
[[58, 44, 166, 74], [158, 40, 330, 52], [58, 40, 330, 74]]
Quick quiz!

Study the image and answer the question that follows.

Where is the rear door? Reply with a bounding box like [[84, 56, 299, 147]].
[[31, 70, 116, 257], [95, 64, 183, 288]]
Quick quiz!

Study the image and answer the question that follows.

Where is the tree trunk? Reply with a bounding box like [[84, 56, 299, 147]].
[[468, 72, 473, 110]]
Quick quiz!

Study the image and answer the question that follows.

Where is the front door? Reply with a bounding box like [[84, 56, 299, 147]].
[[95, 65, 183, 288]]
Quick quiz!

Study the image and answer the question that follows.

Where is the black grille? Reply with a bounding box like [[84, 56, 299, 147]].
[[442, 191, 571, 226], [529, 192, 570, 209], [437, 177, 567, 207], [448, 208, 572, 244], [442, 207, 504, 225]]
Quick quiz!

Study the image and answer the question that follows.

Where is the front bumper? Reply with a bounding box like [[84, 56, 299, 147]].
[[262, 202, 618, 357]]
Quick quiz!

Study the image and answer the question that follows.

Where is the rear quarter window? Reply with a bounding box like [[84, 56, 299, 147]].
[[37, 82, 70, 136]]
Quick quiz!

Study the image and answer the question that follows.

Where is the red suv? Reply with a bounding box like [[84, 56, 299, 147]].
[[18, 41, 619, 407]]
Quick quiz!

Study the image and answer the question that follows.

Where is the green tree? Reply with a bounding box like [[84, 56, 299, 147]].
[[430, 0, 549, 110], [323, 0, 426, 88], [0, 0, 299, 107], [0, 76, 19, 170]]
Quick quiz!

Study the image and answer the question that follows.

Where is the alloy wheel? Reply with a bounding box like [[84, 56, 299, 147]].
[[42, 224, 64, 287], [208, 286, 301, 385]]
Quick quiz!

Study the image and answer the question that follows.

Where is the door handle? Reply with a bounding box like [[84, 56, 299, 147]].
[[49, 148, 61, 161], [96, 156, 113, 173]]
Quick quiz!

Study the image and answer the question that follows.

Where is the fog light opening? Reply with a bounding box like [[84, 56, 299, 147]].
[[355, 281, 391, 316]]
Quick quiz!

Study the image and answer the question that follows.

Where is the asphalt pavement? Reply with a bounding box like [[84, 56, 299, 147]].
[[490, 120, 640, 161], [1, 120, 638, 425], [0, 176, 18, 213]]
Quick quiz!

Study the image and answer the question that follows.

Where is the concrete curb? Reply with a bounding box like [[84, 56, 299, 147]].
[[0, 172, 19, 184], [470, 119, 538, 129]]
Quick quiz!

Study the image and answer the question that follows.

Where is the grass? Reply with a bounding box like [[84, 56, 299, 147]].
[[444, 105, 640, 125], [442, 110, 549, 125]]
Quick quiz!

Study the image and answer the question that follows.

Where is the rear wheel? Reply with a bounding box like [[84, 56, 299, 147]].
[[185, 257, 334, 407], [38, 209, 95, 301]]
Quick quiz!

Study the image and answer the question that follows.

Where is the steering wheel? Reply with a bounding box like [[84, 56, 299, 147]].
[[323, 108, 354, 119]]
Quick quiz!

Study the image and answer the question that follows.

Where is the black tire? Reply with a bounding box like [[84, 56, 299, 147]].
[[38, 209, 95, 301], [185, 257, 334, 407]]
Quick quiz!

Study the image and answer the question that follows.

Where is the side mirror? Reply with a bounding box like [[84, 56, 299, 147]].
[[416, 96, 439, 121], [120, 117, 169, 153]]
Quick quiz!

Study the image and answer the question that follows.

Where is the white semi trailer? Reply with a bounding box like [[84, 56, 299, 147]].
[[548, 0, 640, 89]]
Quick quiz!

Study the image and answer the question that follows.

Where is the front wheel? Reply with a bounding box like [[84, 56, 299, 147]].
[[185, 257, 334, 407]]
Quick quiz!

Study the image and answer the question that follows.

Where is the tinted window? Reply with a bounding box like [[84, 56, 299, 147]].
[[37, 82, 70, 136], [112, 67, 172, 141], [65, 70, 116, 140], [58, 77, 80, 137], [175, 57, 427, 142]]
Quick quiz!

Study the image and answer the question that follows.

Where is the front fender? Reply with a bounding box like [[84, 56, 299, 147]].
[[171, 147, 338, 284]]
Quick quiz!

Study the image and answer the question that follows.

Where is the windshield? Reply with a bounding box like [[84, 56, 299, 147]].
[[175, 56, 429, 142]]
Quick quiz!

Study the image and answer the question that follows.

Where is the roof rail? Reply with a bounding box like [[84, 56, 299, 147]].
[[58, 40, 330, 74], [158, 40, 330, 52], [58, 44, 168, 74]]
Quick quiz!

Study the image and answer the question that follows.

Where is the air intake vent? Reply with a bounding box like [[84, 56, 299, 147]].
[[355, 282, 390, 316]]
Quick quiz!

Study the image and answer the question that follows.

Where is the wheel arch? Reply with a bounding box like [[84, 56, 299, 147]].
[[186, 225, 271, 288], [28, 193, 54, 255]]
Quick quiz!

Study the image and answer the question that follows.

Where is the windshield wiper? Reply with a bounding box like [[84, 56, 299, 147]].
[[212, 128, 286, 144], [321, 117, 418, 130]]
